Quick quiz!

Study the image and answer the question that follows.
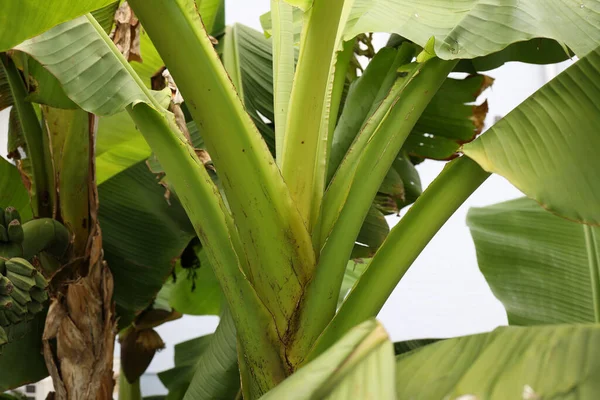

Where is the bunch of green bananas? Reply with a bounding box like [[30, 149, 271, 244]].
[[0, 207, 24, 264], [0, 207, 50, 348]]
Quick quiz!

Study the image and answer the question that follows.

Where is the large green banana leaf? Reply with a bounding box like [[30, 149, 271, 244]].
[[263, 1, 587, 68], [344, 0, 600, 59], [182, 309, 240, 400], [468, 197, 597, 325], [96, 111, 151, 185], [405, 73, 491, 160], [95, 88, 172, 185], [463, 45, 600, 225], [0, 0, 115, 51], [7, 0, 117, 111], [98, 162, 196, 327], [261, 319, 395, 399], [0, 316, 48, 391], [396, 324, 600, 399], [158, 334, 213, 400]]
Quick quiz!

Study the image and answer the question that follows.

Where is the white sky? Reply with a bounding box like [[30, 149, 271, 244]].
[[0, 0, 574, 376]]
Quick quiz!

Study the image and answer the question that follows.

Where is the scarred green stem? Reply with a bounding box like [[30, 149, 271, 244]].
[[308, 157, 490, 360], [1, 55, 51, 217], [288, 58, 457, 367]]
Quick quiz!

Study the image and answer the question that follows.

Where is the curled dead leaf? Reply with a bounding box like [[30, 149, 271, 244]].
[[110, 2, 142, 63], [470, 100, 489, 137]]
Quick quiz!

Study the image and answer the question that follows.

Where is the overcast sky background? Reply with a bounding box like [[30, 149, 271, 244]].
[[0, 0, 574, 377]]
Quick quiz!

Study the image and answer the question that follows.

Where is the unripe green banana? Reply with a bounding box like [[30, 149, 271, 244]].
[[5, 258, 37, 277], [30, 288, 48, 304], [7, 220, 24, 244], [0, 326, 8, 346], [34, 273, 48, 290], [10, 286, 31, 306], [4, 310, 21, 324], [6, 271, 35, 291], [0, 242, 23, 264], [0, 296, 13, 310], [27, 301, 43, 315], [4, 207, 20, 225], [10, 299, 27, 316], [0, 276, 13, 295], [0, 225, 8, 242], [0, 311, 8, 326]]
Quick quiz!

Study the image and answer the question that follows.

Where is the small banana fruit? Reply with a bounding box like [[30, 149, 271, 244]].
[[6, 271, 36, 291], [0, 311, 9, 326], [0, 258, 49, 327], [0, 276, 13, 295], [5, 258, 37, 277], [6, 220, 24, 244], [3, 207, 20, 225]]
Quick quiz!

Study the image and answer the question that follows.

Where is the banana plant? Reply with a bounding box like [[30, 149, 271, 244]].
[[1, 0, 600, 399]]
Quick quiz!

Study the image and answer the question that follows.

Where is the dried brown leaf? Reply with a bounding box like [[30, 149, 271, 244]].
[[110, 2, 142, 63]]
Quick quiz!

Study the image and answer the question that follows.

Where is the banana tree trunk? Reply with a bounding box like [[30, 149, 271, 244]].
[[39, 110, 116, 399], [42, 246, 115, 399]]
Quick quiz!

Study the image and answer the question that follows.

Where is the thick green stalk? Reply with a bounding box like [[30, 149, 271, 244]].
[[584, 225, 600, 323], [119, 372, 141, 400], [309, 157, 490, 360], [287, 58, 457, 366], [129, 0, 316, 337], [318, 46, 424, 248], [280, 0, 347, 230], [92, 14, 289, 393], [41, 107, 91, 256], [1, 55, 51, 217], [128, 104, 287, 394], [270, 0, 295, 163]]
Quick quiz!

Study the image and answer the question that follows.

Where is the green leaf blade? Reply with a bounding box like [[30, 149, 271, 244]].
[[15, 16, 152, 117], [467, 197, 597, 325], [345, 0, 600, 60], [182, 310, 240, 400], [464, 45, 600, 225], [396, 325, 600, 399], [0, 0, 115, 51], [262, 320, 396, 400], [98, 162, 196, 326], [0, 317, 48, 391]]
